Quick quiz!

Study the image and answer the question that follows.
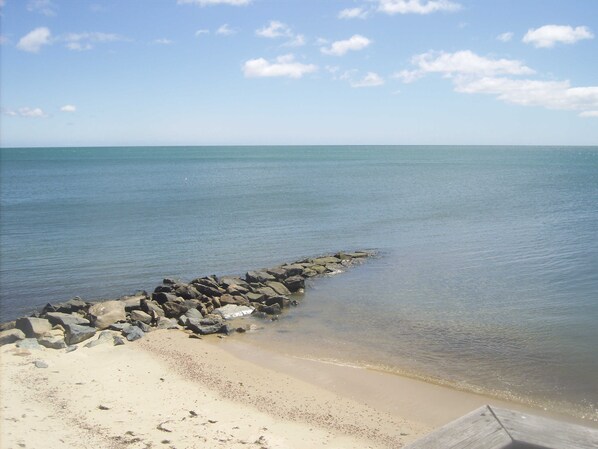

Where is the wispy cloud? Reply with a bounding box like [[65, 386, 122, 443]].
[[17, 27, 52, 53], [27, 0, 57, 16], [321, 34, 371, 56], [60, 105, 76, 112], [579, 111, 598, 118], [4, 107, 48, 118], [63, 32, 125, 51], [195, 29, 210, 37], [497, 32, 513, 42], [177, 0, 251, 5], [153, 38, 174, 45], [243, 54, 317, 79], [395, 49, 598, 117], [256, 20, 306, 47], [348, 71, 385, 88], [338, 7, 369, 19], [523, 25, 594, 48], [216, 24, 236, 36], [378, 0, 461, 15]]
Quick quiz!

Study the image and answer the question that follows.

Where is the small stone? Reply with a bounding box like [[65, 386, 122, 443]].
[[38, 335, 67, 350], [122, 325, 144, 342], [65, 345, 78, 353], [98, 404, 110, 410], [0, 328, 26, 346], [34, 360, 48, 368], [113, 336, 125, 346], [16, 338, 42, 350]]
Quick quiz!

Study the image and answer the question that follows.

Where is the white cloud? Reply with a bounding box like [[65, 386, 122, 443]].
[[60, 104, 76, 112], [338, 7, 369, 19], [63, 32, 123, 51], [27, 0, 57, 16], [243, 54, 317, 79], [396, 49, 598, 116], [154, 38, 174, 45], [17, 27, 52, 53], [256, 21, 292, 38], [5, 107, 47, 118], [216, 24, 236, 36], [177, 0, 250, 5], [579, 111, 598, 118], [523, 25, 594, 48], [321, 34, 371, 56], [350, 72, 385, 88], [497, 32, 513, 42], [378, 0, 461, 15], [395, 50, 534, 80], [195, 29, 210, 37], [283, 34, 306, 47], [0, 35, 8, 45]]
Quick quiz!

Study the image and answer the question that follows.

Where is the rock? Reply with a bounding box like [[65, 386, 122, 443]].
[[58, 298, 88, 313], [119, 294, 146, 311], [281, 264, 304, 277], [88, 301, 126, 330], [184, 308, 203, 320], [0, 328, 26, 346], [256, 286, 278, 298], [266, 268, 287, 280], [311, 264, 327, 274], [129, 310, 152, 324], [325, 263, 344, 273], [266, 281, 291, 296], [162, 301, 187, 318], [65, 345, 78, 353], [245, 270, 276, 284], [178, 315, 189, 327], [192, 283, 222, 298], [175, 284, 200, 300], [246, 292, 266, 303], [186, 318, 228, 335], [156, 317, 178, 330], [85, 331, 114, 348], [141, 300, 165, 317], [283, 275, 305, 292], [218, 294, 249, 306], [122, 325, 144, 342], [313, 256, 341, 265], [132, 321, 152, 333], [38, 335, 67, 349], [154, 285, 174, 294], [258, 303, 281, 315], [213, 305, 254, 320], [16, 338, 42, 350], [347, 251, 369, 258], [152, 292, 179, 304], [34, 360, 49, 368], [264, 296, 285, 308], [65, 324, 97, 345], [113, 336, 125, 346], [109, 322, 131, 332], [0, 321, 16, 331], [45, 312, 90, 327], [15, 317, 52, 338], [302, 268, 317, 277]]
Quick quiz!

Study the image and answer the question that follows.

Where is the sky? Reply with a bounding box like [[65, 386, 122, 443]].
[[1, 0, 597, 147]]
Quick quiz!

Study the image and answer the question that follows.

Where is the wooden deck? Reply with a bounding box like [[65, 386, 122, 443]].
[[405, 405, 598, 449]]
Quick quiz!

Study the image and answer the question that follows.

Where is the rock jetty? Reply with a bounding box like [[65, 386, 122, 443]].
[[0, 250, 374, 351]]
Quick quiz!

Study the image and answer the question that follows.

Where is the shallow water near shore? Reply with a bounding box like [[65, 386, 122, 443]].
[[1, 145, 597, 422]]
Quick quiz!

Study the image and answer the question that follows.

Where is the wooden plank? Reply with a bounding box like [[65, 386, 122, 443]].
[[405, 405, 513, 449], [491, 406, 598, 449]]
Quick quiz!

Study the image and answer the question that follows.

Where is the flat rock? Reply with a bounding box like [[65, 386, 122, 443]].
[[281, 264, 304, 277], [65, 324, 97, 345], [0, 328, 26, 346], [16, 338, 42, 350], [184, 308, 203, 320], [122, 325, 144, 342], [15, 317, 52, 338], [113, 336, 125, 346], [213, 305, 254, 320], [246, 270, 276, 284], [186, 318, 228, 335], [313, 256, 341, 265], [88, 301, 126, 330], [258, 303, 282, 315], [129, 310, 152, 324], [266, 281, 291, 296], [283, 275, 305, 292], [0, 321, 16, 332], [34, 360, 49, 368], [156, 317, 178, 330], [45, 312, 90, 327], [38, 335, 67, 350], [85, 330, 114, 348]]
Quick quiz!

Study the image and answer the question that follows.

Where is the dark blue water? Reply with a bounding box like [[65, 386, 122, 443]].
[[1, 146, 597, 420]]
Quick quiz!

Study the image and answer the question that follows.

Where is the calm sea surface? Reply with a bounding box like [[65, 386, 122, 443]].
[[1, 146, 597, 420]]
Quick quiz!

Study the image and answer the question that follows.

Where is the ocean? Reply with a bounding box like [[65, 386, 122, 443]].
[[1, 146, 597, 421]]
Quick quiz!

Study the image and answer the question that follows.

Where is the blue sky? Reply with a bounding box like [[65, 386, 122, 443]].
[[1, 0, 597, 147]]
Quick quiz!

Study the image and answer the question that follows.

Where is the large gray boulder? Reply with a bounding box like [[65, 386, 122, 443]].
[[38, 334, 67, 350], [65, 324, 97, 345], [186, 317, 228, 335], [283, 275, 305, 292], [16, 338, 42, 350], [213, 304, 254, 320], [45, 312, 90, 327], [122, 325, 144, 342], [88, 301, 126, 330], [266, 281, 291, 296], [15, 317, 52, 338], [245, 270, 276, 284], [129, 310, 152, 324], [0, 328, 26, 346]]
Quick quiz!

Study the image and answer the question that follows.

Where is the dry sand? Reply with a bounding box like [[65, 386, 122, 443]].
[[1, 328, 592, 449]]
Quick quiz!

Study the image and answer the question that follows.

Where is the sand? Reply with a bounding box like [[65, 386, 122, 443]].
[[1, 329, 592, 449]]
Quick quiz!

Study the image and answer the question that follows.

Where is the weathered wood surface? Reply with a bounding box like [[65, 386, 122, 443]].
[[405, 405, 598, 449], [493, 406, 598, 449], [405, 405, 512, 449]]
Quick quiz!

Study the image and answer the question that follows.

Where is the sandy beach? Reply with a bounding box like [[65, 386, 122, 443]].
[[3, 327, 591, 449]]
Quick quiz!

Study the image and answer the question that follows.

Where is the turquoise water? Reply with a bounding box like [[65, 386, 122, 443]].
[[1, 146, 597, 420]]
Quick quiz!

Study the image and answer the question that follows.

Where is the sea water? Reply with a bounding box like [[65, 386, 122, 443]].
[[1, 146, 597, 420]]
